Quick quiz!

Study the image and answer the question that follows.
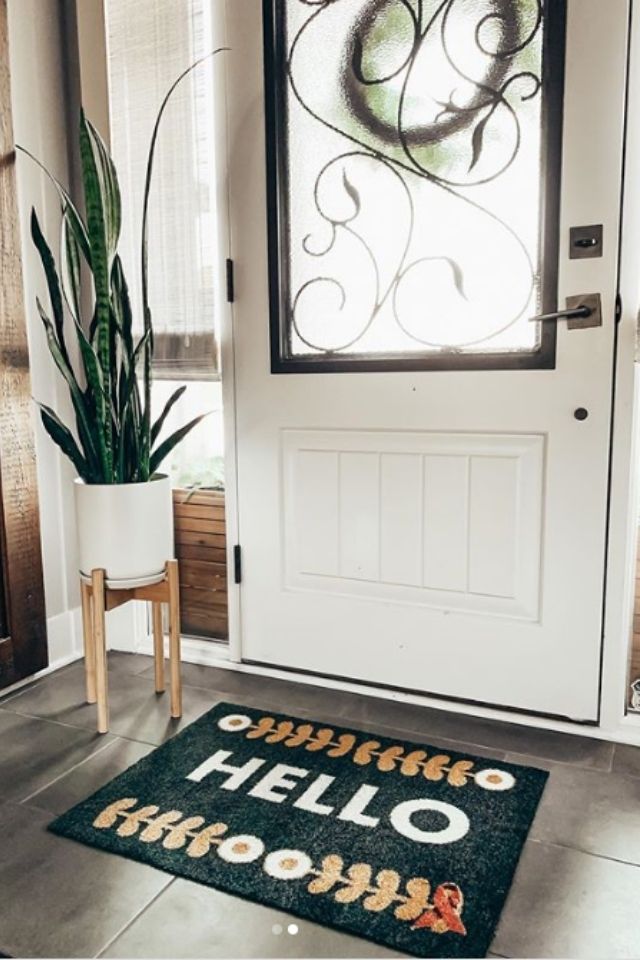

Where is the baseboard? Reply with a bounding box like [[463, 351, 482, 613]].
[[45, 606, 83, 664], [0, 607, 83, 699], [136, 632, 230, 667]]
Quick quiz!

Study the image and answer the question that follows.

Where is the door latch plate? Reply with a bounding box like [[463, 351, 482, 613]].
[[566, 293, 602, 330]]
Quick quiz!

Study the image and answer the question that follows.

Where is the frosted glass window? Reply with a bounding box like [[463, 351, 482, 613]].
[[265, 0, 565, 371]]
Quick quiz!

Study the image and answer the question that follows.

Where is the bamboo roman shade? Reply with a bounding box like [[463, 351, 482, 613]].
[[105, 0, 219, 381]]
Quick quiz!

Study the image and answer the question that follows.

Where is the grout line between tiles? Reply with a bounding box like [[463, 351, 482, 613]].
[[94, 877, 176, 958], [19, 736, 120, 806], [529, 836, 640, 871]]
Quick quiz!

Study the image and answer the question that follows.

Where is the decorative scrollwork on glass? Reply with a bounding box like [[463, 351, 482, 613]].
[[270, 0, 562, 363]]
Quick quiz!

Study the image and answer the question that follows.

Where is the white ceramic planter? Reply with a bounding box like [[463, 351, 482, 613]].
[[74, 475, 174, 587]]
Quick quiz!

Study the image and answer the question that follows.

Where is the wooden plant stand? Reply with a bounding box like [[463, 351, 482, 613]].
[[80, 559, 182, 734]]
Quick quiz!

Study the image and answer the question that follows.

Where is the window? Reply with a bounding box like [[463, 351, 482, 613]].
[[105, 0, 224, 487], [264, 0, 566, 372]]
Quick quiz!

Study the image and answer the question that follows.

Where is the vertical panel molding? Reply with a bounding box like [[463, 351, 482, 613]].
[[283, 429, 544, 621]]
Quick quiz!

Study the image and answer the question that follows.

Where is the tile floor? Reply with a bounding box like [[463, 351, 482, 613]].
[[0, 652, 638, 959]]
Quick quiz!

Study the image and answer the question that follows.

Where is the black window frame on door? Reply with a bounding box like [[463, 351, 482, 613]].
[[262, 0, 567, 374]]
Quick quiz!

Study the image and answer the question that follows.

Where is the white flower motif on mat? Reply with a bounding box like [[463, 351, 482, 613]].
[[475, 769, 516, 791], [264, 849, 313, 880], [218, 714, 252, 732], [217, 834, 265, 864]]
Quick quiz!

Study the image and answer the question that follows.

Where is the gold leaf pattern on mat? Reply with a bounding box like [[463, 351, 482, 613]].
[[92, 799, 467, 937], [305, 728, 335, 751], [307, 854, 344, 894], [399, 750, 427, 775], [186, 822, 228, 858], [423, 755, 451, 781], [139, 810, 183, 842], [266, 721, 296, 743], [376, 745, 406, 772], [93, 797, 138, 829], [162, 816, 206, 850], [245, 717, 276, 739], [395, 878, 432, 921], [353, 741, 381, 765], [447, 760, 475, 787], [334, 863, 372, 902], [326, 733, 356, 757], [116, 805, 160, 837], [284, 723, 314, 747], [364, 869, 401, 911], [221, 712, 513, 792]]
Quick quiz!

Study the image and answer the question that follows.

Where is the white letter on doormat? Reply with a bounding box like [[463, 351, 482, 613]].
[[337, 784, 380, 828], [294, 774, 336, 816], [248, 763, 309, 803], [186, 749, 266, 789], [390, 799, 470, 845]]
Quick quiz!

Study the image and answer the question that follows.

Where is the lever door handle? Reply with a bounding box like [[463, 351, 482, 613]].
[[529, 293, 602, 330], [529, 305, 592, 323]]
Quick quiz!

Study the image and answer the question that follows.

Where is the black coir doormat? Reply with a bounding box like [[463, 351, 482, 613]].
[[50, 702, 547, 957]]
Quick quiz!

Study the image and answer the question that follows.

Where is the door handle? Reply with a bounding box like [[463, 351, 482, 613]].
[[529, 293, 602, 330]]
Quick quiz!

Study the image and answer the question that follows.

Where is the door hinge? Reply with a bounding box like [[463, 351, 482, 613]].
[[615, 292, 623, 324], [233, 544, 242, 584], [226, 258, 235, 303]]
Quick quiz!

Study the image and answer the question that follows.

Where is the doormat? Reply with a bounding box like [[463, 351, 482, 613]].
[[49, 702, 547, 958]]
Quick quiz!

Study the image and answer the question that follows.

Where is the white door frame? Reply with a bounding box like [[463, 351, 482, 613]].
[[599, 0, 640, 742]]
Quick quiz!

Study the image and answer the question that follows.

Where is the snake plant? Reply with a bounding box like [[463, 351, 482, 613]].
[[20, 53, 224, 484]]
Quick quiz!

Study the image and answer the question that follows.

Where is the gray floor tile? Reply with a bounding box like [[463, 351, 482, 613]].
[[1, 661, 218, 745], [0, 711, 115, 803], [612, 742, 640, 779], [491, 840, 640, 959], [0, 656, 81, 707], [101, 876, 401, 959], [0, 802, 171, 959], [525, 762, 640, 864], [106, 651, 155, 675], [25, 736, 154, 815]]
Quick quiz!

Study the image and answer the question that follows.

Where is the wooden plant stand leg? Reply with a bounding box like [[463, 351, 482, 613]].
[[152, 601, 165, 693], [167, 559, 182, 718], [91, 568, 109, 734], [80, 579, 96, 704]]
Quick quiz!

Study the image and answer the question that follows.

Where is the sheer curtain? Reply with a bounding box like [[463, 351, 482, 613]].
[[105, 0, 219, 381], [104, 0, 224, 488]]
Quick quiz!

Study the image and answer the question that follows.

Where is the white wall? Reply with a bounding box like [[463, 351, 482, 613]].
[[6, 0, 137, 672]]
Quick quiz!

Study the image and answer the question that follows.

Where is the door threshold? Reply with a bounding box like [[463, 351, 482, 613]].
[[134, 632, 640, 745], [242, 658, 595, 728]]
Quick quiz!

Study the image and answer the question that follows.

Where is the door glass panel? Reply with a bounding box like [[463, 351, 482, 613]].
[[264, 0, 566, 371]]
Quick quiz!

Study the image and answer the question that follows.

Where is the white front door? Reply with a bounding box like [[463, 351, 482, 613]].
[[225, 0, 629, 721]]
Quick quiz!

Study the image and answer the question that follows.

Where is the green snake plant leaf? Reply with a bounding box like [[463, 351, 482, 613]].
[[111, 255, 133, 359], [79, 109, 114, 479], [37, 299, 102, 478], [72, 316, 108, 475], [150, 384, 187, 447], [37, 403, 90, 480], [60, 210, 82, 324], [16, 145, 91, 264], [149, 412, 209, 475], [30, 208, 68, 364]]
